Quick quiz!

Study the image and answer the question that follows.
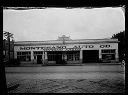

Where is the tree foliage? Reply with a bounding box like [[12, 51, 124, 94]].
[[112, 31, 125, 61]]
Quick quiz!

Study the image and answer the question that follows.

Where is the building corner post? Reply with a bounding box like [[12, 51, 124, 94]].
[[44, 52, 48, 64], [99, 49, 102, 63], [31, 51, 34, 63], [80, 50, 83, 64], [115, 49, 119, 62], [14, 50, 17, 59]]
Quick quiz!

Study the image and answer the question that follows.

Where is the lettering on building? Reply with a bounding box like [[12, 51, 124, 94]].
[[19, 44, 111, 51], [100, 45, 110, 48]]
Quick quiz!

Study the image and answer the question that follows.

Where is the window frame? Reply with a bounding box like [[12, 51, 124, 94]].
[[17, 51, 31, 61]]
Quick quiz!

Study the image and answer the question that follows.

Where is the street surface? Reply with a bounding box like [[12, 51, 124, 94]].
[[5, 64, 125, 93]]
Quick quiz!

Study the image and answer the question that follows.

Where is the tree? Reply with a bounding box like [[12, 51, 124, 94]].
[[112, 31, 125, 61], [3, 31, 14, 63]]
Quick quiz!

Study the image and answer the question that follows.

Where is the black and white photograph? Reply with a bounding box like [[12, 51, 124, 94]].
[[3, 7, 125, 93]]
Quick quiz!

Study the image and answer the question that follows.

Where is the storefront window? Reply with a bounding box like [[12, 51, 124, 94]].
[[33, 51, 43, 54], [17, 51, 31, 61], [47, 51, 80, 61], [67, 54, 73, 61], [67, 51, 80, 61], [102, 54, 115, 60], [101, 49, 115, 60], [74, 52, 80, 60], [102, 49, 115, 53], [47, 54, 56, 61], [47, 51, 57, 61]]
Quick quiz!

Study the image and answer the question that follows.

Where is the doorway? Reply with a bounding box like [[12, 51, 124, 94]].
[[37, 55, 42, 64], [83, 50, 99, 63], [55, 51, 62, 64]]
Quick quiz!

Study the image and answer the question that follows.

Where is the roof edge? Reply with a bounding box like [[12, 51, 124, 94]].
[[14, 38, 118, 43]]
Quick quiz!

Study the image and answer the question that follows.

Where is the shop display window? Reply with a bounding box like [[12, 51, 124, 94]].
[[47, 51, 58, 61], [101, 49, 115, 60], [67, 51, 80, 61], [17, 51, 31, 61], [102, 54, 115, 60]]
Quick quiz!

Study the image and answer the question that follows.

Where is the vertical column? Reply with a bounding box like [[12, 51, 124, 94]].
[[80, 50, 83, 63], [73, 54, 75, 61], [99, 49, 102, 62], [115, 49, 119, 62], [42, 52, 44, 60], [14, 51, 17, 59], [62, 52, 64, 60], [41, 52, 44, 64], [65, 53, 67, 61], [34, 56, 37, 64], [45, 51, 48, 64], [45, 52, 48, 60], [31, 51, 34, 62]]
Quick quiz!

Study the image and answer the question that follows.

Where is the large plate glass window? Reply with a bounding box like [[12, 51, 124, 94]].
[[17, 51, 31, 61], [67, 51, 80, 61], [101, 49, 115, 61]]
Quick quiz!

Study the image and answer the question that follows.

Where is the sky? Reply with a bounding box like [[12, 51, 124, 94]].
[[3, 7, 125, 41]]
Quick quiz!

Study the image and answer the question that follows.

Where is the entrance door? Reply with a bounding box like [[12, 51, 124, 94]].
[[37, 55, 42, 64], [55, 51, 62, 64], [83, 50, 99, 63]]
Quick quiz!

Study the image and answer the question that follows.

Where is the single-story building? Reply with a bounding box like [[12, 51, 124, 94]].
[[14, 35, 119, 64]]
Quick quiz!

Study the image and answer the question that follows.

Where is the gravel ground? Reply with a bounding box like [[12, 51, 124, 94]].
[[7, 79, 125, 93], [6, 65, 125, 93]]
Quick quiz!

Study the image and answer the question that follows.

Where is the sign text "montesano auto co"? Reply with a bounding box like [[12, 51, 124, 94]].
[[19, 44, 111, 51]]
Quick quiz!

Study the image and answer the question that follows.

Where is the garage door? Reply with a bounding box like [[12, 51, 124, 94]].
[[83, 50, 99, 63]]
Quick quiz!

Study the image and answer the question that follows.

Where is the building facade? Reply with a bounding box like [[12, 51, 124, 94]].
[[14, 35, 119, 64]]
